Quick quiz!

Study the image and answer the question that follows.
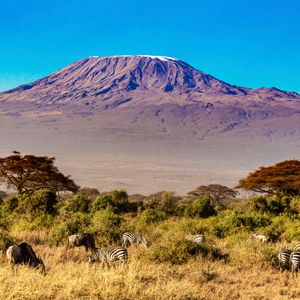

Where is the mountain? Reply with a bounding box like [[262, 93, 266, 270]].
[[0, 55, 299, 133], [0, 55, 298, 110], [0, 55, 299, 193]]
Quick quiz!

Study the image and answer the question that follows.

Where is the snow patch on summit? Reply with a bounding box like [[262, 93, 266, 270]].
[[88, 55, 178, 61]]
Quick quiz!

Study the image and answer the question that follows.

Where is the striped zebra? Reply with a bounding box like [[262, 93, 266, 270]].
[[185, 234, 206, 245], [290, 242, 300, 251], [88, 247, 128, 266], [122, 232, 148, 248], [290, 251, 300, 276], [278, 249, 292, 271]]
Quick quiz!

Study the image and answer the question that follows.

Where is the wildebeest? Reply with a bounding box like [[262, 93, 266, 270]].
[[250, 234, 269, 243], [6, 242, 45, 273], [67, 233, 96, 252]]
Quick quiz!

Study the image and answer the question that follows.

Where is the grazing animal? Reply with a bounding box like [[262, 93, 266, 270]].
[[6, 242, 45, 273], [185, 234, 206, 245], [290, 242, 300, 251], [250, 234, 269, 243], [290, 251, 300, 276], [67, 233, 96, 252], [122, 232, 148, 248], [278, 249, 292, 271], [88, 247, 128, 266]]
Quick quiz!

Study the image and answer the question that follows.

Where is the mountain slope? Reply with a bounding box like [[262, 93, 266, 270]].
[[0, 55, 300, 193], [0, 55, 299, 138], [1, 55, 298, 109]]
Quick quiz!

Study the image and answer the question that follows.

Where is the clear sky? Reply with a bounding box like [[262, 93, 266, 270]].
[[0, 0, 299, 92]]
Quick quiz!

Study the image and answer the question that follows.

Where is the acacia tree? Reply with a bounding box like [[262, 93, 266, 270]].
[[237, 160, 300, 196], [188, 184, 238, 207], [0, 151, 79, 195]]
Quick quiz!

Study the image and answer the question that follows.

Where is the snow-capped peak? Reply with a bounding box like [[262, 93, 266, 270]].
[[88, 55, 178, 61]]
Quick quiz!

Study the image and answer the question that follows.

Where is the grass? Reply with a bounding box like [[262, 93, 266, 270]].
[[1, 233, 300, 299]]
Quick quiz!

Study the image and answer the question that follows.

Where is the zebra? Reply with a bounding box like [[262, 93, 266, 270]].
[[290, 242, 300, 251], [87, 247, 128, 266], [290, 251, 300, 276], [278, 248, 292, 271], [185, 234, 206, 245], [122, 232, 148, 248]]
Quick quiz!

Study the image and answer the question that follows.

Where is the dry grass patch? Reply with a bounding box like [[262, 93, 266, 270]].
[[1, 243, 300, 299]]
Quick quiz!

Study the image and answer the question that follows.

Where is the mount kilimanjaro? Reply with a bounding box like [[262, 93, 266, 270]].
[[0, 55, 299, 193]]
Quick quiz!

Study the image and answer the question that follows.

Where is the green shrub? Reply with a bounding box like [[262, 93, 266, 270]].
[[248, 195, 291, 215], [64, 194, 91, 213], [127, 209, 166, 234], [259, 216, 287, 241], [280, 219, 300, 242], [48, 211, 91, 245], [0, 229, 16, 252], [89, 207, 123, 244], [142, 232, 200, 264], [157, 192, 179, 216], [16, 190, 58, 215], [13, 213, 55, 231], [49, 215, 92, 246], [2, 196, 18, 213], [290, 196, 300, 214], [49, 223, 70, 246], [137, 209, 166, 224], [110, 189, 129, 212], [142, 231, 226, 264], [184, 198, 216, 218], [204, 210, 271, 238], [91, 194, 114, 212]]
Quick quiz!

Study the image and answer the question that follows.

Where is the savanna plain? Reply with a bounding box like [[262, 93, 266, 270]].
[[1, 187, 300, 299]]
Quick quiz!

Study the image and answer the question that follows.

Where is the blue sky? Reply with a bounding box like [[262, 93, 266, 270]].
[[0, 0, 299, 92]]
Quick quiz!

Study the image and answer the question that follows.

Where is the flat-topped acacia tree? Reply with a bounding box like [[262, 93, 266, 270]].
[[0, 151, 79, 195], [188, 184, 238, 207], [237, 160, 300, 196]]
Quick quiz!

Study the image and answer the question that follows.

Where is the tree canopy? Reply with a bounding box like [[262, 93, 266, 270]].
[[237, 160, 300, 196], [188, 184, 238, 207], [0, 152, 79, 195]]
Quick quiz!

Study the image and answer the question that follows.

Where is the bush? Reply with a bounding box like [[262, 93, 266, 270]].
[[137, 209, 166, 224], [16, 190, 58, 215], [203, 210, 271, 238], [280, 218, 300, 242], [258, 216, 288, 242], [248, 195, 291, 215], [89, 207, 123, 244], [49, 223, 70, 246], [157, 192, 179, 216], [2, 196, 18, 213], [48, 211, 91, 245], [64, 194, 91, 213], [0, 229, 16, 252], [142, 231, 226, 264], [142, 232, 201, 264], [128, 209, 166, 233], [13, 213, 55, 231], [184, 198, 216, 218], [290, 196, 300, 214], [91, 194, 114, 212]]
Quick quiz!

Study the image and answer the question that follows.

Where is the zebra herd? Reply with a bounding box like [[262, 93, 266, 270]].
[[80, 233, 206, 266], [87, 232, 152, 266], [278, 243, 300, 275], [11, 232, 300, 276], [6, 232, 206, 271]]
